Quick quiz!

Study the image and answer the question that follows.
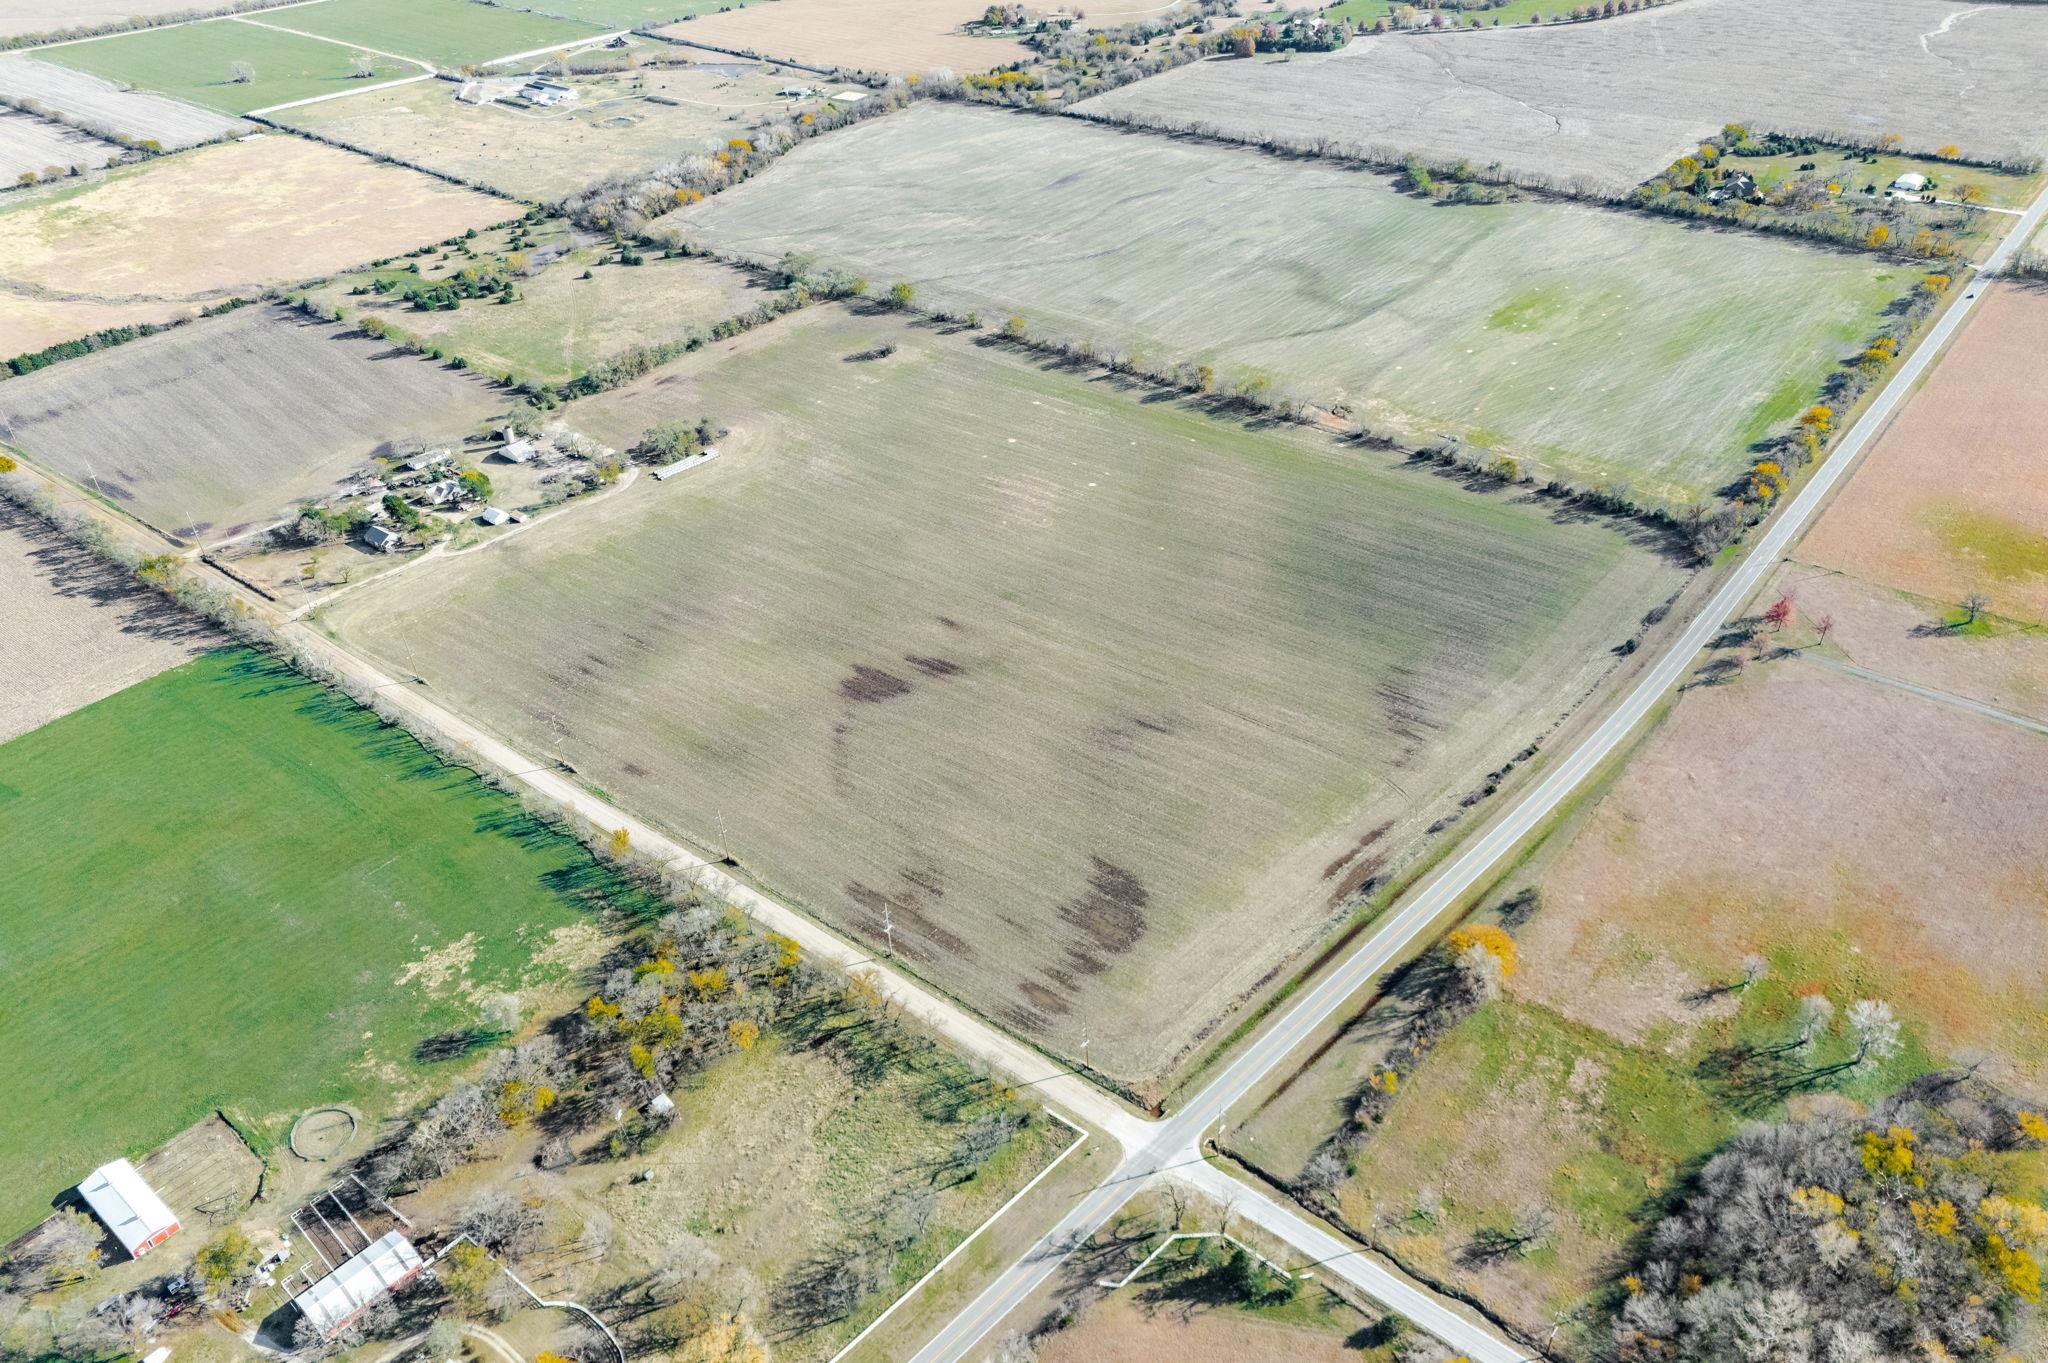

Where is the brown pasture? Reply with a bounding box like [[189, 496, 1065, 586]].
[[0, 134, 511, 356], [1796, 281, 2048, 626], [658, 0, 1027, 75], [1510, 658, 2048, 1093]]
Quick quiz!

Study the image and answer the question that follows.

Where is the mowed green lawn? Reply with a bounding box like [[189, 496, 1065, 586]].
[[32, 21, 412, 115], [0, 648, 637, 1233], [276, 0, 611, 68], [324, 304, 1687, 1086], [676, 103, 1902, 509]]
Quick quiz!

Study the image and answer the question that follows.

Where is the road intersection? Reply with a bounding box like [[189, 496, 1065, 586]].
[[900, 168, 2048, 1363], [70, 157, 2046, 1363]]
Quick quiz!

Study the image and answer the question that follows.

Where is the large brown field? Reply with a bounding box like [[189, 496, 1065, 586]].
[[0, 500, 219, 742], [1796, 281, 2048, 627], [0, 133, 511, 356], [0, 304, 508, 542], [280, 60, 805, 202], [658, 0, 1028, 75], [1080, 0, 2048, 192], [319, 304, 1688, 1088]]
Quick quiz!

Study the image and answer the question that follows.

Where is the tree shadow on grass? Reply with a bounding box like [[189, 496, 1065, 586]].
[[219, 649, 665, 923]]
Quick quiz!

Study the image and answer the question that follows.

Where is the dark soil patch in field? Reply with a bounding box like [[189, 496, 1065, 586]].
[[1321, 821, 1391, 880], [841, 663, 914, 703], [905, 654, 964, 678], [1059, 856, 1149, 971], [1022, 981, 1071, 1016]]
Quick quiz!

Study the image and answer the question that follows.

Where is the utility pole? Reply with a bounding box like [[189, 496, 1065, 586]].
[[882, 905, 895, 958]]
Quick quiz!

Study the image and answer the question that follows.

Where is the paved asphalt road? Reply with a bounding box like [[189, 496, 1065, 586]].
[[903, 173, 2048, 1363]]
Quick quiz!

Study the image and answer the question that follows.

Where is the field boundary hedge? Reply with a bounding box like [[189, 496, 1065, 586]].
[[0, 0, 312, 51]]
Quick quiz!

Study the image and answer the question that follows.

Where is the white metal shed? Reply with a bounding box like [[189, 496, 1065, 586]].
[[77, 1159, 180, 1260]]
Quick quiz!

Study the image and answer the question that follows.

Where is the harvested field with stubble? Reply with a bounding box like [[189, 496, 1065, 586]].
[[0, 304, 506, 541], [1079, 0, 2048, 192], [676, 104, 1900, 507], [0, 105, 116, 180], [656, 0, 1027, 74], [0, 0, 211, 41], [1795, 281, 2048, 626], [0, 134, 511, 356], [0, 54, 247, 148], [281, 60, 803, 201], [320, 304, 1688, 1086], [0, 500, 219, 743]]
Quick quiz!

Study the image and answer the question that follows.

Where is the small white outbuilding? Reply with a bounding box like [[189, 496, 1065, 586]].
[[77, 1159, 180, 1260], [1892, 171, 1928, 192]]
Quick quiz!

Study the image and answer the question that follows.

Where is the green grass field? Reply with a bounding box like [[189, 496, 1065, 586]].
[[0, 647, 648, 1234], [275, 0, 611, 68], [678, 103, 1901, 508], [322, 303, 1686, 1087], [31, 21, 412, 115], [310, 242, 765, 384]]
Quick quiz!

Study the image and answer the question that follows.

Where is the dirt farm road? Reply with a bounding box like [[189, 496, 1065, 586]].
[[193, 178, 2047, 1362]]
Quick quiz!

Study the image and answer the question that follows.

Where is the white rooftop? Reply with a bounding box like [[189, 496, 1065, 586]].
[[291, 1231, 424, 1337], [77, 1159, 179, 1259]]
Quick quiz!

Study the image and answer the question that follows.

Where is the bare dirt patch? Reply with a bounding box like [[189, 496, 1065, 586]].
[[0, 133, 511, 355], [1037, 1296, 1369, 1363], [1796, 281, 2048, 626], [1081, 0, 2048, 192], [658, 0, 1027, 75], [0, 500, 219, 742]]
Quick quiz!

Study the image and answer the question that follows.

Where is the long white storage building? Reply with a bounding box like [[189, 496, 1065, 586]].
[[291, 1231, 425, 1339], [76, 1159, 180, 1260]]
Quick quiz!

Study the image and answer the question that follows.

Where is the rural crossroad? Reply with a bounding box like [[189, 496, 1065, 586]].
[[898, 175, 2048, 1362], [190, 174, 2048, 1363]]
